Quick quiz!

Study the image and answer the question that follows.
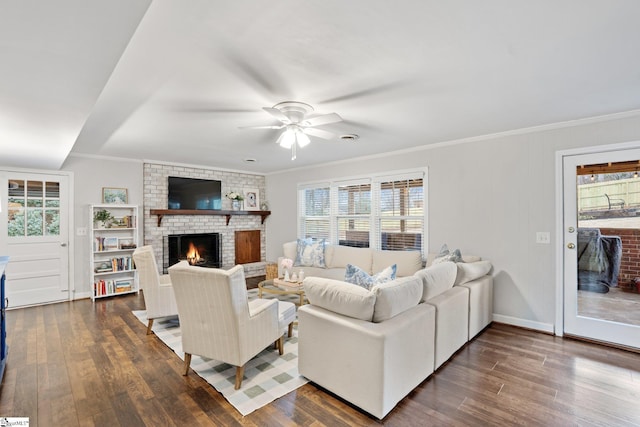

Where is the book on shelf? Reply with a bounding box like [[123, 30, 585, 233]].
[[93, 279, 134, 296], [94, 256, 133, 273], [115, 279, 132, 293]]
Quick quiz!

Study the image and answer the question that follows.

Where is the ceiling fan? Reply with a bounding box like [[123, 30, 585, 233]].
[[240, 101, 343, 160]]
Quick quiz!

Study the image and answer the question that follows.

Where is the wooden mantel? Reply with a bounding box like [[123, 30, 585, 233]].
[[149, 209, 271, 226]]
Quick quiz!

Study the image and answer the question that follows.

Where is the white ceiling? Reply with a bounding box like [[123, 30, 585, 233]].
[[2, 1, 640, 173]]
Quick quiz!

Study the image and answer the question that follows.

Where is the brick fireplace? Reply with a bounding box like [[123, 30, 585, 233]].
[[143, 162, 267, 277], [164, 232, 221, 272]]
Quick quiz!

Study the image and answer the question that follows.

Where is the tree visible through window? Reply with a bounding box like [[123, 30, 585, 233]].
[[8, 179, 60, 237]]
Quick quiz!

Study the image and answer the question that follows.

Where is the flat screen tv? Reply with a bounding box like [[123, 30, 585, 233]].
[[168, 177, 222, 210]]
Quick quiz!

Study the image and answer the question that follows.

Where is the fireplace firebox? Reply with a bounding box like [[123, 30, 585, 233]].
[[164, 233, 221, 272]]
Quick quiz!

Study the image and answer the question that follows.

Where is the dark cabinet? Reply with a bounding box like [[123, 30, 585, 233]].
[[0, 256, 8, 383]]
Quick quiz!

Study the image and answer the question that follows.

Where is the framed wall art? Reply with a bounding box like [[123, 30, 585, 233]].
[[243, 188, 259, 211], [102, 187, 128, 204]]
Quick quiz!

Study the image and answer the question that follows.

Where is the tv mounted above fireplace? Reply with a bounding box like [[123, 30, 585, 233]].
[[168, 176, 222, 210]]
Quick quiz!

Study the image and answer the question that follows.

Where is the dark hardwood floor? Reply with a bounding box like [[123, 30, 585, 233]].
[[2, 292, 640, 426]]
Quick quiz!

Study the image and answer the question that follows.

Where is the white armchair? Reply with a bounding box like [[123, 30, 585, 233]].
[[132, 246, 179, 335], [168, 261, 296, 389]]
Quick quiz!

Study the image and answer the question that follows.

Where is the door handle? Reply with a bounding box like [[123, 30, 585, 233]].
[[60, 242, 67, 247], [567, 243, 576, 249]]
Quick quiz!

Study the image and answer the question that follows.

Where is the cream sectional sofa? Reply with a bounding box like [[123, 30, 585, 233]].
[[278, 240, 425, 280], [291, 242, 493, 419]]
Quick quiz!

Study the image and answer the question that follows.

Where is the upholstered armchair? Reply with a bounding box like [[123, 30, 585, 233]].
[[168, 261, 296, 389], [132, 246, 179, 335]]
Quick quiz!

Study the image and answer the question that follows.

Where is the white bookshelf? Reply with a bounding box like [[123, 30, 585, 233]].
[[89, 204, 139, 300]]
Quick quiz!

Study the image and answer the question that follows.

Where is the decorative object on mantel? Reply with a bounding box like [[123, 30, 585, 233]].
[[260, 200, 269, 211], [281, 257, 293, 281], [225, 191, 244, 211], [243, 188, 259, 211], [102, 187, 128, 204]]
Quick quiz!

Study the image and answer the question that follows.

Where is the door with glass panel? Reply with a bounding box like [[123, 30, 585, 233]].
[[563, 149, 640, 349], [0, 172, 70, 307]]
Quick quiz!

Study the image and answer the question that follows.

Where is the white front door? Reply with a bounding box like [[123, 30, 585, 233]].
[[562, 147, 640, 349], [0, 171, 71, 308]]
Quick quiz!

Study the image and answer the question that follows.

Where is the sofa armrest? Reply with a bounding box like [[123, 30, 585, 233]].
[[298, 303, 435, 419], [425, 286, 469, 369], [456, 274, 493, 339]]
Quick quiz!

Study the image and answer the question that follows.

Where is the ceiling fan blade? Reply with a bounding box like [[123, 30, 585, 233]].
[[219, 47, 290, 97], [238, 124, 284, 130], [263, 107, 291, 123], [304, 128, 336, 140], [303, 113, 342, 127], [320, 81, 408, 104]]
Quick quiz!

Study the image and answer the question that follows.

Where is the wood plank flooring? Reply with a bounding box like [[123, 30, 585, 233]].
[[1, 293, 640, 426]]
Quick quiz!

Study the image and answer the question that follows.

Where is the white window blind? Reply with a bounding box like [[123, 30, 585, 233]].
[[298, 169, 426, 255], [375, 176, 424, 252], [298, 185, 331, 239], [337, 183, 371, 247]]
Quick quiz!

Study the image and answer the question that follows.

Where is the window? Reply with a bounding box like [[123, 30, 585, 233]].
[[298, 185, 331, 239], [376, 178, 424, 251], [7, 179, 60, 237], [298, 170, 426, 254], [337, 182, 371, 248]]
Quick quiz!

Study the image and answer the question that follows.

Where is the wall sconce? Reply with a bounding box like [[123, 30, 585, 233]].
[[590, 174, 595, 182]]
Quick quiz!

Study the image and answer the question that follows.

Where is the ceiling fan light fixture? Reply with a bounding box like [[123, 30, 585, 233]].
[[278, 130, 295, 149], [296, 131, 310, 147]]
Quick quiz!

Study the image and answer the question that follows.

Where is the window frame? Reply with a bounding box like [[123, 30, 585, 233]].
[[297, 168, 427, 255]]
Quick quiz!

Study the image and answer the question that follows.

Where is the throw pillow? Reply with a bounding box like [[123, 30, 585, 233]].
[[344, 263, 397, 290], [294, 238, 326, 268], [432, 243, 463, 264]]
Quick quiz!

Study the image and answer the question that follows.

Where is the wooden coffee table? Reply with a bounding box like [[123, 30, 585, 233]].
[[257, 279, 306, 306]]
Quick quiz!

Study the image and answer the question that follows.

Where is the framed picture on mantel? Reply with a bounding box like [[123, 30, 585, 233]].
[[243, 188, 259, 211]]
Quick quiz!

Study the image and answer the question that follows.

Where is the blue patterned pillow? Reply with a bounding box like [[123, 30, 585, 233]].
[[344, 263, 397, 290], [433, 244, 463, 264], [294, 238, 326, 267]]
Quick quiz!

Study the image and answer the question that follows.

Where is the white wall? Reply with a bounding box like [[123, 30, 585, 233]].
[[61, 155, 143, 299], [265, 112, 640, 332]]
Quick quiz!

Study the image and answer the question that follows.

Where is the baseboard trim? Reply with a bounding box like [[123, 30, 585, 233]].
[[492, 314, 555, 334], [74, 291, 92, 300]]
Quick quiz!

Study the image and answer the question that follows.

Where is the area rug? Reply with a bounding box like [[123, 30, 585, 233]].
[[132, 289, 308, 416]]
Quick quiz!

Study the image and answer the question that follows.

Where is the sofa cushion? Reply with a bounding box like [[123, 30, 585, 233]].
[[414, 261, 458, 302], [372, 250, 423, 277], [344, 263, 396, 290], [328, 245, 373, 271], [303, 277, 376, 321], [454, 260, 492, 286], [295, 238, 326, 268], [371, 276, 422, 322]]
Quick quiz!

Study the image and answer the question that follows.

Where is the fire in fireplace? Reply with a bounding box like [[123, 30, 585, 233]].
[[164, 233, 221, 272], [185, 242, 204, 265]]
